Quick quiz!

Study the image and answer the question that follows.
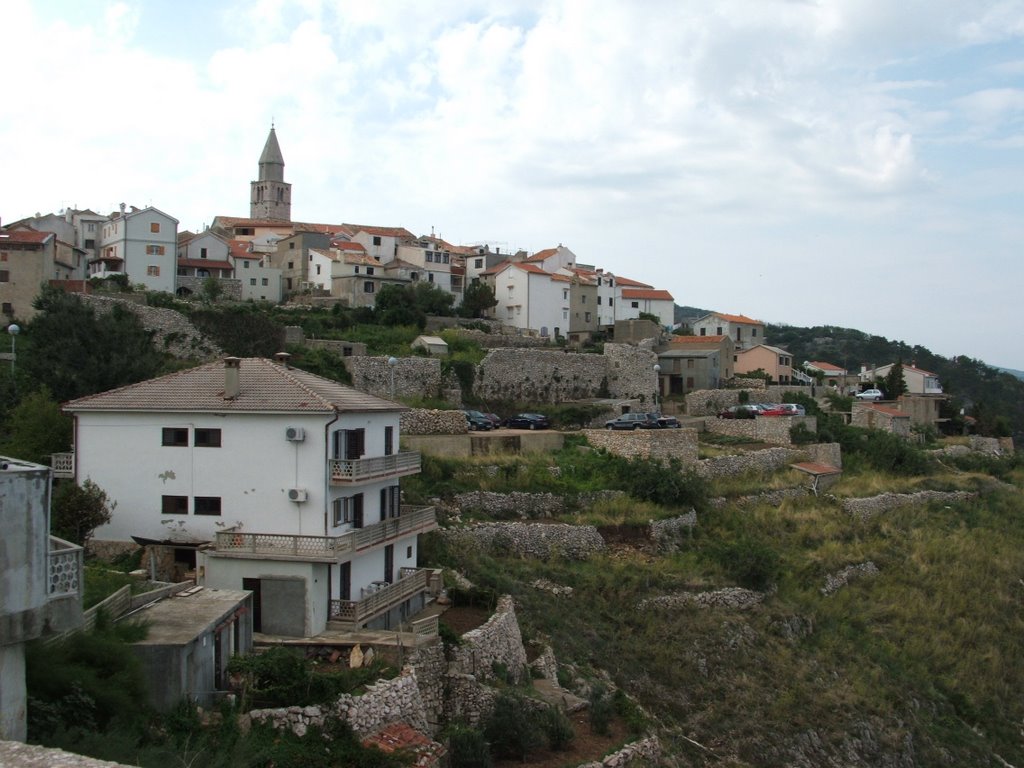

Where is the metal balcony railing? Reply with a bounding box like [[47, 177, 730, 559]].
[[329, 568, 431, 626], [48, 536, 83, 598], [329, 452, 421, 484], [212, 505, 436, 561]]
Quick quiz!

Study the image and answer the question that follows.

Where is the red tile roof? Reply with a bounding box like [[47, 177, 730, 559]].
[[345, 224, 416, 239], [670, 334, 727, 344], [807, 361, 845, 372], [712, 312, 761, 325], [621, 288, 674, 301], [0, 229, 52, 245], [615, 276, 653, 288], [333, 241, 367, 252], [866, 403, 909, 418], [213, 216, 347, 234], [177, 258, 233, 270], [228, 240, 253, 260], [524, 247, 557, 263]]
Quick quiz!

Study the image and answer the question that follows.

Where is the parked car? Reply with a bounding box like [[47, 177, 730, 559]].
[[855, 388, 883, 401], [481, 412, 502, 428], [760, 403, 806, 416], [717, 405, 761, 419], [653, 413, 682, 428], [504, 413, 551, 430], [463, 410, 495, 431], [605, 412, 661, 430]]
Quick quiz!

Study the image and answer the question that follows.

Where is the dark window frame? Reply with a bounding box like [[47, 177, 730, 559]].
[[194, 496, 222, 516], [161, 495, 188, 515], [162, 427, 188, 447], [194, 428, 222, 448]]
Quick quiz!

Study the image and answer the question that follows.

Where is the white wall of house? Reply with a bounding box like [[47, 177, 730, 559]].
[[98, 207, 178, 293], [618, 296, 674, 327], [308, 249, 335, 291], [351, 231, 403, 264], [236, 258, 283, 302], [178, 232, 229, 262], [595, 272, 616, 326]]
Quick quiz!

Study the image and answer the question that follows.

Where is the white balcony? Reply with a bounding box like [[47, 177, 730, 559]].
[[329, 567, 441, 628], [329, 451, 421, 484], [51, 452, 75, 479]]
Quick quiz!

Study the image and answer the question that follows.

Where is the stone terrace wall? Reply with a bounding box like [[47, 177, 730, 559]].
[[176, 275, 242, 301], [695, 447, 804, 479], [684, 386, 813, 416], [842, 490, 978, 521], [704, 416, 818, 446], [604, 343, 659, 401], [583, 428, 699, 465], [449, 596, 529, 681], [345, 356, 442, 400], [807, 442, 842, 468], [453, 327, 550, 349], [576, 735, 661, 768], [450, 490, 624, 520], [80, 294, 221, 360], [474, 348, 607, 402], [400, 409, 468, 435], [408, 643, 446, 733], [441, 522, 606, 560]]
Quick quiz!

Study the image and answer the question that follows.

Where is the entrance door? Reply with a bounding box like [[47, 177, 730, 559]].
[[242, 578, 262, 632], [339, 562, 351, 601], [384, 545, 394, 584]]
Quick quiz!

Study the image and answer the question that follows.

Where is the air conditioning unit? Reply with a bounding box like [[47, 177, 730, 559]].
[[285, 426, 305, 442], [287, 488, 308, 503]]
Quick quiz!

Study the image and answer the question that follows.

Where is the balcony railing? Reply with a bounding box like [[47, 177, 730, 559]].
[[48, 536, 83, 598], [51, 452, 75, 479], [212, 505, 436, 562], [329, 452, 421, 484], [329, 568, 431, 626]]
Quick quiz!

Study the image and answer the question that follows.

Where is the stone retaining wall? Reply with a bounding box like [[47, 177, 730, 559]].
[[345, 356, 442, 401], [583, 428, 699, 465], [80, 294, 221, 359], [704, 415, 817, 446], [709, 488, 810, 509], [452, 327, 550, 348], [441, 522, 606, 560], [648, 511, 698, 552], [684, 386, 813, 416], [176, 275, 242, 301], [638, 587, 765, 611], [575, 735, 662, 768], [474, 348, 609, 402], [842, 490, 977, 521], [449, 596, 529, 682], [451, 489, 625, 520], [821, 562, 879, 596], [695, 447, 804, 479], [400, 409, 469, 435], [806, 442, 842, 468], [603, 343, 659, 402]]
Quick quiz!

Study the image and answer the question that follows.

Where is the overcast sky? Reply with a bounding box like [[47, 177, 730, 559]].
[[3, 1, 1023, 368]]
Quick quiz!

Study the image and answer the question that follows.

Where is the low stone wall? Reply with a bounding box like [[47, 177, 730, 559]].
[[530, 645, 560, 682], [729, 377, 768, 390], [474, 348, 608, 402], [821, 562, 879, 596], [684, 386, 812, 416], [452, 327, 550, 348], [576, 735, 662, 768], [444, 673, 498, 727], [450, 490, 625, 520], [806, 442, 842, 468], [80, 294, 221, 360], [176, 275, 242, 301], [695, 447, 805, 479], [441, 522, 606, 560], [709, 488, 810, 509], [638, 587, 765, 611], [407, 643, 446, 733], [449, 596, 529, 681], [345, 356, 442, 400], [842, 490, 977, 521], [583, 428, 699, 465], [400, 409, 468, 435], [704, 415, 817, 446], [0, 742, 138, 768], [648, 511, 698, 552]]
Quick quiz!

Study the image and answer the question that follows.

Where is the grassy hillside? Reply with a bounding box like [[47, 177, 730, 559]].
[[419, 436, 1024, 766]]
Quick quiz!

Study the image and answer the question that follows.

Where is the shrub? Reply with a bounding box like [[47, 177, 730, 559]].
[[790, 422, 817, 445], [52, 479, 115, 545], [589, 685, 615, 735], [539, 705, 575, 750], [446, 724, 493, 768], [484, 691, 544, 761], [711, 535, 781, 590]]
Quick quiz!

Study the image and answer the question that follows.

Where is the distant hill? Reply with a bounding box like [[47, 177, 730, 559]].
[[999, 367, 1024, 381], [673, 305, 710, 327]]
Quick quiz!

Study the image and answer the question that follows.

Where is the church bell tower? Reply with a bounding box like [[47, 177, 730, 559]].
[[250, 125, 292, 221]]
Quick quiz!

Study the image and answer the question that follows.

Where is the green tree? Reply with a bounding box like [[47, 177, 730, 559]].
[[2, 387, 72, 464], [458, 281, 498, 318], [199, 277, 224, 304], [374, 284, 426, 328], [638, 311, 661, 326], [410, 281, 455, 316], [51, 479, 115, 545], [884, 360, 907, 399], [26, 289, 164, 401]]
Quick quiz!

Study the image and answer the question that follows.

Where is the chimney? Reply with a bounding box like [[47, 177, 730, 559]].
[[224, 357, 241, 400], [274, 352, 291, 368]]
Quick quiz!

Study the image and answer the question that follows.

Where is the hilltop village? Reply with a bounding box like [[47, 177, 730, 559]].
[[1, 128, 1019, 768]]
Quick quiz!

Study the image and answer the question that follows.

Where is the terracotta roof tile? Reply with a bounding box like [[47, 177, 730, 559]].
[[0, 229, 52, 245], [524, 247, 557, 263], [228, 240, 253, 260], [614, 276, 653, 288], [669, 334, 728, 344], [866, 403, 909, 418], [345, 224, 416, 239], [63, 358, 406, 414], [711, 312, 761, 325], [807, 361, 845, 372], [621, 288, 674, 301]]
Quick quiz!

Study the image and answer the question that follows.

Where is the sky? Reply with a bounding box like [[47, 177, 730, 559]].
[[2, 1, 1023, 368]]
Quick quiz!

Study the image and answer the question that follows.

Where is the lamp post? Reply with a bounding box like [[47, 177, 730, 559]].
[[7, 324, 19, 376], [387, 356, 398, 400], [653, 363, 661, 411]]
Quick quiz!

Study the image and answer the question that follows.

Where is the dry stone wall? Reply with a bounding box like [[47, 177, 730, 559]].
[[842, 490, 977, 521], [575, 735, 662, 768], [474, 348, 608, 402], [450, 489, 625, 520], [704, 416, 817, 446], [345, 356, 442, 400], [638, 587, 766, 611], [695, 447, 804, 479], [603, 343, 659, 401], [441, 522, 606, 560], [821, 562, 880, 596], [684, 385, 812, 416], [449, 596, 529, 681], [806, 442, 842, 468], [583, 428, 699, 465], [176, 275, 242, 300], [400, 409, 468, 435], [648, 511, 698, 552], [80, 294, 221, 359]]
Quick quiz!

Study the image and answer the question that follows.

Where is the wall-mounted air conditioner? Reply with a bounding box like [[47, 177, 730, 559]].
[[287, 488, 308, 503], [285, 426, 305, 442]]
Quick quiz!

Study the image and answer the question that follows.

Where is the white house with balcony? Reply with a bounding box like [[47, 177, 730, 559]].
[[93, 205, 178, 293], [61, 356, 437, 638], [861, 363, 943, 395]]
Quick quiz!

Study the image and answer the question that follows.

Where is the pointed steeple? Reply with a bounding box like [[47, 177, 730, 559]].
[[250, 125, 292, 221]]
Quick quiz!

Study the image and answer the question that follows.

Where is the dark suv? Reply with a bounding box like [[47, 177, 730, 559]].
[[605, 412, 661, 430], [463, 410, 494, 431]]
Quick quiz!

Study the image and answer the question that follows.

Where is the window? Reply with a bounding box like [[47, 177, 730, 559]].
[[474, 258, 483, 269], [609, 298, 614, 306], [150, 222, 161, 233], [287, 261, 294, 269], [250, 278, 257, 286], [716, 326, 722, 335], [428, 272, 434, 283], [316, 264, 321, 275], [147, 265, 160, 276], [261, 278, 268, 286], [364, 281, 375, 293], [631, 301, 639, 309], [162, 495, 188, 515], [243, 261, 250, 268], [333, 428, 365, 460], [87, 223, 96, 232], [0, 270, 8, 283], [200, 247, 208, 259], [372, 236, 382, 246], [442, 253, 449, 264], [562, 290, 568, 300], [407, 546, 413, 558], [1, 303, 11, 316], [384, 426, 394, 456], [687, 359, 695, 369], [146, 245, 165, 255], [194, 496, 222, 516], [410, 272, 419, 281], [84, 239, 95, 250], [597, 296, 602, 305], [752, 328, 758, 337], [162, 427, 188, 446], [194, 428, 221, 447], [379, 485, 400, 520], [366, 267, 374, 275], [581, 294, 586, 303], [354, 266, 359, 274], [585, 312, 592, 322], [699, 328, 706, 336], [426, 252, 433, 263], [289, 241, 295, 250]]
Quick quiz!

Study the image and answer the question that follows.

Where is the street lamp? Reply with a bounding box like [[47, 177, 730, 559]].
[[7, 324, 19, 376], [653, 363, 661, 411], [387, 356, 398, 400]]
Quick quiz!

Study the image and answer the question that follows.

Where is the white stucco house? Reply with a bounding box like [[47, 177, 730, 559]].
[[692, 312, 766, 350], [482, 261, 569, 338], [93, 205, 178, 293], [62, 356, 437, 638], [618, 287, 676, 328]]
